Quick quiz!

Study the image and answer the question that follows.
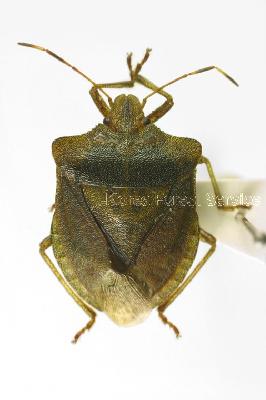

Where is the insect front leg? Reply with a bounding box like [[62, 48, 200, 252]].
[[138, 74, 174, 124], [141, 64, 238, 123], [39, 235, 97, 343], [199, 156, 251, 211], [158, 228, 216, 337], [89, 87, 111, 118], [88, 49, 154, 118], [90, 48, 174, 124], [94, 48, 152, 90], [95, 72, 175, 124]]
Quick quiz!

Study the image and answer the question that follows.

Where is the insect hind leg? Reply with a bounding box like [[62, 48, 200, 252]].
[[39, 235, 97, 343], [157, 228, 216, 337]]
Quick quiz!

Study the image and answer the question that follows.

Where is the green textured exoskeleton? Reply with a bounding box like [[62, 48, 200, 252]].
[[19, 43, 248, 342]]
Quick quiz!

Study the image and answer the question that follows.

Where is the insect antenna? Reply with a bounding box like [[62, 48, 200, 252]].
[[17, 42, 112, 104], [142, 65, 239, 105]]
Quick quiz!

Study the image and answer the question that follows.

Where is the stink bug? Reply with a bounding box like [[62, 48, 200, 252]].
[[18, 43, 249, 343]]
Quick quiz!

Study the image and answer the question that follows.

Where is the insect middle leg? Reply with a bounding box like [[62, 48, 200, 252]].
[[39, 235, 97, 343], [158, 228, 216, 337], [199, 156, 251, 211]]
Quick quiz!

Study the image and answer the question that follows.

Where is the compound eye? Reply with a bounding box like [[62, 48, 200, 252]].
[[103, 117, 110, 125], [143, 117, 150, 125]]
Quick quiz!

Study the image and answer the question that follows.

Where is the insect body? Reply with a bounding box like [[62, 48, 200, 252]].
[[19, 43, 248, 342]]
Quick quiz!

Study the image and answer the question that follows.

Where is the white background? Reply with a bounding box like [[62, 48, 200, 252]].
[[1, 1, 266, 399]]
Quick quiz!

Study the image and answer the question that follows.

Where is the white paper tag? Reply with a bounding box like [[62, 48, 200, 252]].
[[196, 179, 266, 263]]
